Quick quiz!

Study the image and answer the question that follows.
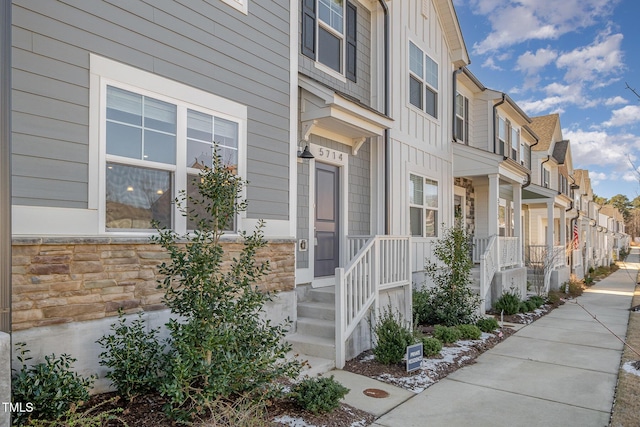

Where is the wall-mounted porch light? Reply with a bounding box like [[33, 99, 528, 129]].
[[297, 144, 314, 159]]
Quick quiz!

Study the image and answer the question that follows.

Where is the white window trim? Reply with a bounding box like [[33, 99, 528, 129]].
[[408, 171, 440, 238], [316, 0, 346, 76], [408, 40, 439, 119], [90, 54, 247, 236], [455, 92, 468, 143], [219, 0, 248, 14]]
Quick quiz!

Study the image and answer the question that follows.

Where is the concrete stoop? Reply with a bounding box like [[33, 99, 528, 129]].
[[287, 286, 337, 374]]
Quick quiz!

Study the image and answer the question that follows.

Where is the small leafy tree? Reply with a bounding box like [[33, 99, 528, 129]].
[[413, 223, 480, 326], [152, 153, 300, 421]]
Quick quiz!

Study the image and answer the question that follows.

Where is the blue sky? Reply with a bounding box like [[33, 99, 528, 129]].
[[453, 0, 640, 201]]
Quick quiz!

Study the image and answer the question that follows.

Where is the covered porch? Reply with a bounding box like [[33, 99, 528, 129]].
[[453, 144, 528, 312], [522, 185, 573, 293]]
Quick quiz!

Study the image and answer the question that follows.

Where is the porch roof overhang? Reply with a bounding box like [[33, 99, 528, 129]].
[[453, 143, 529, 185], [522, 183, 571, 209], [299, 74, 393, 151]]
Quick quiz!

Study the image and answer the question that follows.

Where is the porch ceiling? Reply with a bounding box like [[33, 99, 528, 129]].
[[299, 75, 393, 147]]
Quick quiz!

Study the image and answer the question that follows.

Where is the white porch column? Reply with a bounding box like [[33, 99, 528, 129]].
[[513, 182, 522, 266], [488, 174, 499, 237], [559, 207, 566, 251], [546, 200, 554, 256]]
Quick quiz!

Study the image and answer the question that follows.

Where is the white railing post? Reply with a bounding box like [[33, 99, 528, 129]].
[[335, 267, 346, 369]]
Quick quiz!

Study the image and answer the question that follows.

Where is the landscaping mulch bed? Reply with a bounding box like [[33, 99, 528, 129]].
[[80, 302, 565, 427]]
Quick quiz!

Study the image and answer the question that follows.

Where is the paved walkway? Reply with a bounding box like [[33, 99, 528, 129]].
[[370, 249, 639, 427], [330, 248, 639, 427]]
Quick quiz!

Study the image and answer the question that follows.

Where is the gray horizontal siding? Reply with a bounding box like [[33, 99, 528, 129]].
[[12, 0, 292, 220]]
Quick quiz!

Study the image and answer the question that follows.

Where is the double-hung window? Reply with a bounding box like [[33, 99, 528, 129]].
[[409, 41, 438, 118], [510, 127, 519, 161], [497, 116, 509, 156], [409, 174, 439, 237], [96, 57, 246, 235], [455, 93, 469, 143], [302, 0, 357, 81]]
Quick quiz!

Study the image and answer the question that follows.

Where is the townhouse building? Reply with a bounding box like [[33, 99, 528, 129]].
[[453, 68, 532, 310]]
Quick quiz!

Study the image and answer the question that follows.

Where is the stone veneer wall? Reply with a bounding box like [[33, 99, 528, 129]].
[[11, 238, 295, 332]]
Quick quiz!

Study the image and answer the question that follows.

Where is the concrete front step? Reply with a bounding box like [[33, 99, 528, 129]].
[[297, 301, 335, 320], [287, 333, 335, 360], [285, 351, 335, 379], [297, 317, 335, 339], [308, 286, 336, 304]]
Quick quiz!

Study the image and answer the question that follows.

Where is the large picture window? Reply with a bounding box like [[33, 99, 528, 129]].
[[409, 173, 439, 237], [103, 84, 241, 232], [409, 41, 438, 118]]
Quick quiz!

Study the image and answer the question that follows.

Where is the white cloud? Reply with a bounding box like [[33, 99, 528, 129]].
[[556, 32, 624, 83], [604, 96, 628, 106], [602, 105, 640, 127], [516, 47, 558, 75], [469, 0, 618, 54], [481, 57, 502, 71], [565, 129, 637, 170]]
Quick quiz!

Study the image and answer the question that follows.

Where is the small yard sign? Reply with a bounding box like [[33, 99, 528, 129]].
[[406, 342, 423, 372]]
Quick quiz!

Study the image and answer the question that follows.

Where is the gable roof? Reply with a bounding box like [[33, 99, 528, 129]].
[[434, 0, 470, 68], [529, 113, 559, 151]]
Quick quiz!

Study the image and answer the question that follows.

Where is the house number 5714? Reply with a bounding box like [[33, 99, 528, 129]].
[[318, 147, 343, 161]]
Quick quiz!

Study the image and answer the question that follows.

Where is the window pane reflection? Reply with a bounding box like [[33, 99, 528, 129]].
[[106, 163, 172, 230]]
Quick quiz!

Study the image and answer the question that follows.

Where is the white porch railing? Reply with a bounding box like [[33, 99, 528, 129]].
[[479, 235, 498, 315], [500, 237, 519, 268], [472, 236, 491, 263], [335, 235, 411, 369]]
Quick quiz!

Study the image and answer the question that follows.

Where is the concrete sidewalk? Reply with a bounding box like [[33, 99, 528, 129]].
[[326, 249, 639, 427], [367, 249, 639, 427]]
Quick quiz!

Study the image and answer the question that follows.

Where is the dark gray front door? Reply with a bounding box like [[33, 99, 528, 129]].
[[315, 162, 340, 277]]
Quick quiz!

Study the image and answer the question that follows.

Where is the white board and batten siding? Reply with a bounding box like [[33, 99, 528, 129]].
[[387, 0, 459, 278]]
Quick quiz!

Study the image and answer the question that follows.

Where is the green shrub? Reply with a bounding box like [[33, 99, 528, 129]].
[[433, 325, 462, 344], [372, 307, 415, 365], [526, 299, 537, 311], [547, 292, 561, 305], [97, 310, 165, 402], [152, 155, 300, 421], [11, 343, 96, 426], [420, 337, 443, 357], [564, 279, 584, 297], [292, 376, 349, 414], [494, 288, 521, 315], [476, 317, 499, 333], [518, 301, 529, 313], [528, 295, 545, 308], [414, 223, 480, 327], [456, 324, 482, 340]]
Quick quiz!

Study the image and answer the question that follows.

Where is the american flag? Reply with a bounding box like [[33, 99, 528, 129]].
[[572, 222, 579, 249]]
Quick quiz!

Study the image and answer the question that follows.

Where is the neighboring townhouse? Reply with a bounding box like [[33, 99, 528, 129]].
[[290, 0, 413, 370], [573, 168, 602, 277], [288, 0, 472, 369], [599, 205, 628, 264], [452, 68, 532, 311], [525, 113, 575, 291], [9, 0, 299, 390], [385, 0, 469, 283]]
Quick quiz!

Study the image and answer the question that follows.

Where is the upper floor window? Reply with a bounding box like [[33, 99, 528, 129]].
[[510, 127, 519, 161], [409, 173, 439, 237], [455, 93, 469, 143], [302, 0, 357, 81], [409, 41, 438, 118], [542, 168, 550, 188], [497, 116, 509, 156]]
